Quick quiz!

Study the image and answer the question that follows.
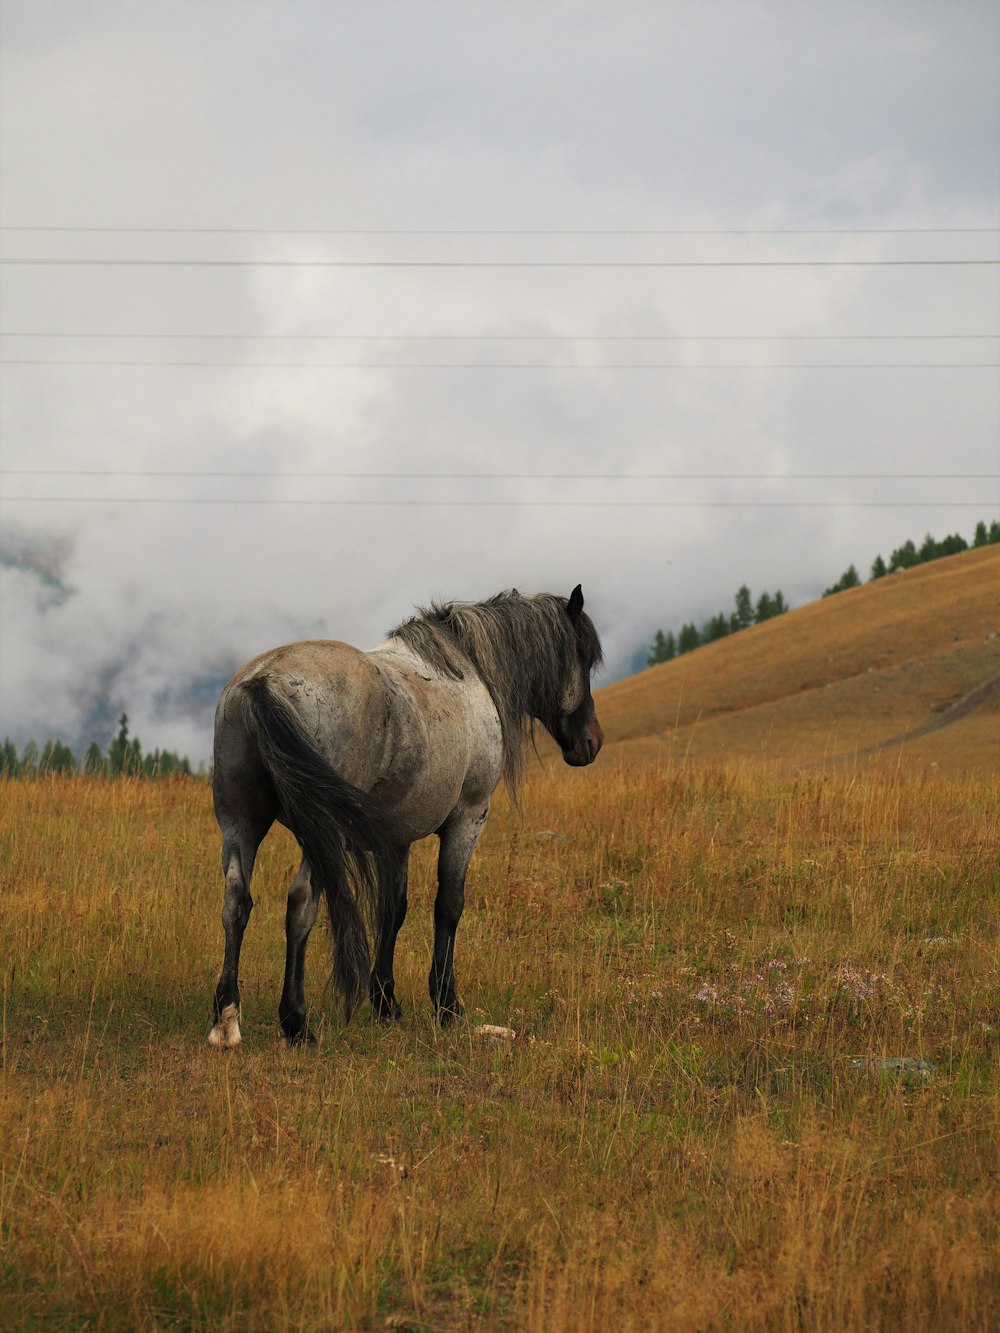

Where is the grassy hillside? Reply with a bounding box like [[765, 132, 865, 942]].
[[596, 545, 1000, 775]]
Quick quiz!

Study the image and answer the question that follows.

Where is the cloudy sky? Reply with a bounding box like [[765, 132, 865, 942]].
[[1, 0, 998, 763]]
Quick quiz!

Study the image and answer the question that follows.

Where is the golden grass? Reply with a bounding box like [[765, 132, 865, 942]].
[[2, 765, 998, 1330], [597, 545, 1000, 776]]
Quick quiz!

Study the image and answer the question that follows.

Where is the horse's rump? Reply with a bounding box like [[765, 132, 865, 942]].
[[217, 669, 398, 1018]]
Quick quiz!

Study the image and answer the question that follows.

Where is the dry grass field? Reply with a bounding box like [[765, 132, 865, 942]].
[[2, 763, 998, 1331], [1, 550, 998, 1330]]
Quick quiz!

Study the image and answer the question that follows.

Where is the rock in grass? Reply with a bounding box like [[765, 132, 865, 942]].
[[476, 1024, 517, 1041], [850, 1056, 935, 1084]]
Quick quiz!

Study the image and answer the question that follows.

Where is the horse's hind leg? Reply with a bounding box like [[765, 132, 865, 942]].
[[279, 858, 320, 1044], [370, 846, 409, 1022], [208, 825, 265, 1049]]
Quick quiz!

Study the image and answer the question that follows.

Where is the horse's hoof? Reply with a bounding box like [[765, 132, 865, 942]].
[[280, 1010, 315, 1046], [438, 999, 465, 1027], [208, 1003, 242, 1049], [372, 997, 404, 1023]]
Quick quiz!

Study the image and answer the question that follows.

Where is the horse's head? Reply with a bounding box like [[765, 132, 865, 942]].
[[549, 584, 605, 767]]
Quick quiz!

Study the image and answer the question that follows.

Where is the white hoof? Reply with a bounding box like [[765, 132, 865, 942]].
[[208, 1003, 242, 1049]]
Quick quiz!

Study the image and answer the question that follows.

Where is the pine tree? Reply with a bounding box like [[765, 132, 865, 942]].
[[646, 629, 677, 666], [108, 714, 132, 776], [939, 533, 968, 558], [824, 564, 861, 597], [39, 740, 77, 775], [870, 554, 887, 580], [702, 612, 729, 642], [126, 736, 143, 776], [109, 715, 126, 776], [889, 539, 919, 572], [730, 584, 754, 632], [918, 532, 940, 563], [84, 741, 108, 777], [678, 622, 701, 655]]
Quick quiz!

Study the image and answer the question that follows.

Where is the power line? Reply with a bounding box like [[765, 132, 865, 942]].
[[3, 225, 998, 236], [0, 497, 991, 510], [2, 331, 996, 342], [2, 359, 996, 369], [6, 470, 994, 481], [2, 257, 997, 268]]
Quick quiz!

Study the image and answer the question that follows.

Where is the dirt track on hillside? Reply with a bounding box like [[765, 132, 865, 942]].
[[851, 671, 1000, 760]]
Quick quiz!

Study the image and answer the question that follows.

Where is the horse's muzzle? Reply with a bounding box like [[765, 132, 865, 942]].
[[562, 721, 604, 767]]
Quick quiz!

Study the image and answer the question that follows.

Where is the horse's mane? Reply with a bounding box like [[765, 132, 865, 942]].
[[388, 590, 603, 799]]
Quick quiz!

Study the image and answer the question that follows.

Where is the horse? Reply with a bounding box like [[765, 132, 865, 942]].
[[208, 585, 604, 1048]]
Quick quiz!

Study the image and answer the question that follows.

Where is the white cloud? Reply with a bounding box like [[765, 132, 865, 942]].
[[1, 0, 997, 762]]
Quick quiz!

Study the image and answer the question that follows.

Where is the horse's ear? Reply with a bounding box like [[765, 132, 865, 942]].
[[567, 584, 584, 624]]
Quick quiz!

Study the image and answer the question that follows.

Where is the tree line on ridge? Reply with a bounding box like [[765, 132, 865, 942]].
[[645, 518, 999, 667], [1, 713, 196, 780]]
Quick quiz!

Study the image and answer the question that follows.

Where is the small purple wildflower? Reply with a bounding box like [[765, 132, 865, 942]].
[[836, 967, 889, 1002]]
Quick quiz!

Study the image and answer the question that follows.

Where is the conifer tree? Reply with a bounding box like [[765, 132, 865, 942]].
[[889, 539, 918, 572], [730, 584, 754, 632], [39, 740, 77, 775], [108, 714, 130, 777], [84, 741, 108, 777], [702, 612, 729, 642], [646, 629, 677, 666], [678, 622, 701, 655], [919, 532, 939, 562], [824, 564, 861, 597], [936, 533, 968, 558], [1, 740, 20, 777]]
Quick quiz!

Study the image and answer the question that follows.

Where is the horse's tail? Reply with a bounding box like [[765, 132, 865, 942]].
[[237, 673, 397, 1020]]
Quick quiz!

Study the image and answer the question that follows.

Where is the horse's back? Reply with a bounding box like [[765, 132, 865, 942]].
[[214, 640, 388, 797], [368, 640, 504, 823]]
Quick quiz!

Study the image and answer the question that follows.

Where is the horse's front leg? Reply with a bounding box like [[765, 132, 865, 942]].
[[430, 807, 488, 1025], [370, 845, 410, 1022]]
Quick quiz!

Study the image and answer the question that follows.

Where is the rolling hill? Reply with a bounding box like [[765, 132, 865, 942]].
[[593, 544, 1000, 776]]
